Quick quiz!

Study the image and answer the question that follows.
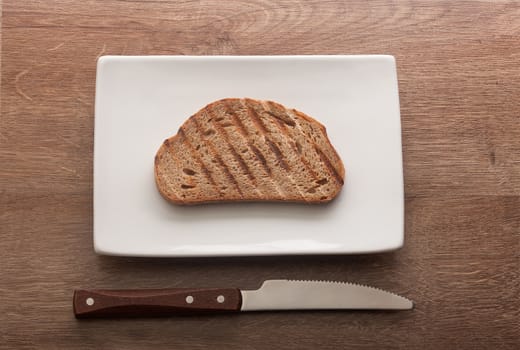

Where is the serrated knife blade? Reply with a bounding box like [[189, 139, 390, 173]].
[[241, 279, 413, 310], [73, 279, 413, 318]]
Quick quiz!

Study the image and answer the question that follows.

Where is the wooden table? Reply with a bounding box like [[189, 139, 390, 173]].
[[1, 1, 519, 349]]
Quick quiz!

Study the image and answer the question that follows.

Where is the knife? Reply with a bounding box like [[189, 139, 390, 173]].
[[73, 279, 413, 318]]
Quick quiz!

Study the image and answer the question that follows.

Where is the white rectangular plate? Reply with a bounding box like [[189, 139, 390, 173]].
[[94, 55, 403, 257]]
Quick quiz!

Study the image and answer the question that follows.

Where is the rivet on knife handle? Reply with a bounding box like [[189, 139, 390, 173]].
[[73, 288, 242, 318]]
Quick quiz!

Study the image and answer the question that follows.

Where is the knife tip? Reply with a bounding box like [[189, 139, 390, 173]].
[[402, 298, 414, 310]]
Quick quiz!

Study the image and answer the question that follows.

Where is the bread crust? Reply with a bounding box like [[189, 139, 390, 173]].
[[154, 98, 345, 205]]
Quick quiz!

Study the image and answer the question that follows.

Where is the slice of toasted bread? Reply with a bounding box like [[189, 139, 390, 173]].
[[154, 98, 345, 205]]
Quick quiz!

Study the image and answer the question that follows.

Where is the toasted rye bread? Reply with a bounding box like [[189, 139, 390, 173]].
[[154, 98, 345, 205]]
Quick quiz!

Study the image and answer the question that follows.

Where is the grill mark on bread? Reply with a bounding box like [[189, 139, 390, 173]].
[[233, 100, 272, 176], [183, 128, 230, 197], [265, 138, 290, 171], [260, 101, 310, 201], [249, 143, 271, 175], [229, 146, 256, 182], [192, 114, 244, 197], [247, 99, 294, 194], [259, 102, 294, 173], [290, 107, 345, 186], [315, 145, 344, 185], [224, 100, 272, 178], [231, 114, 249, 136], [212, 99, 288, 200], [245, 99, 290, 171], [178, 128, 219, 193], [269, 114, 291, 137], [207, 106, 257, 184], [268, 108, 325, 200], [268, 112, 319, 178], [212, 151, 243, 198], [239, 99, 287, 199], [245, 100, 269, 134], [269, 115, 323, 183], [282, 108, 330, 197], [224, 100, 249, 137], [258, 100, 310, 201], [155, 131, 220, 202]]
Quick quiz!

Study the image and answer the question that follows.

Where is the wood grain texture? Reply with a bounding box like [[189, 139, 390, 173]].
[[1, 0, 519, 349]]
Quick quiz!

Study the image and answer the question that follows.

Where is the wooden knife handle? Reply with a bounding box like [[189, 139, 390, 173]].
[[73, 288, 242, 318]]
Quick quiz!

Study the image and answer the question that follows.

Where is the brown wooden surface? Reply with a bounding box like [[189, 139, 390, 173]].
[[1, 0, 519, 349]]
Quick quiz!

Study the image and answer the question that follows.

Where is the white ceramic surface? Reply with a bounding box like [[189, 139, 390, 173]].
[[94, 55, 403, 257]]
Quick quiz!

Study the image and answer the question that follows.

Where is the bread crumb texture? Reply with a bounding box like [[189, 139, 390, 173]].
[[154, 98, 345, 205]]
